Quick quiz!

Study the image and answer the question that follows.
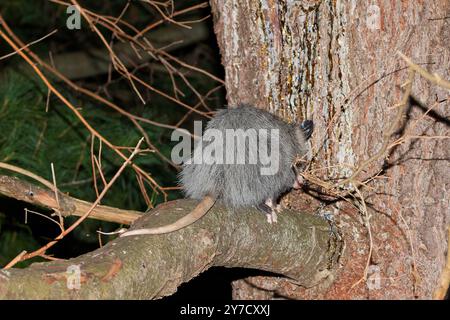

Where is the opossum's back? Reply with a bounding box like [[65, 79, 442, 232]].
[[180, 106, 299, 206], [179, 161, 222, 200], [210, 106, 289, 130]]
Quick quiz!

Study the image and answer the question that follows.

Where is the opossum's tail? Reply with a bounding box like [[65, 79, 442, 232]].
[[120, 196, 216, 236]]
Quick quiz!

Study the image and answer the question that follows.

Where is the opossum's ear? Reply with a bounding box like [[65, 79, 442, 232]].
[[300, 120, 314, 140]]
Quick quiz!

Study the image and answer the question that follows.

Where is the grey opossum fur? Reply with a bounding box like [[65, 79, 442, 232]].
[[121, 105, 313, 237]]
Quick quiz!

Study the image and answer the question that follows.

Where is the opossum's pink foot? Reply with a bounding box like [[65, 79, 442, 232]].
[[256, 201, 278, 224], [265, 198, 278, 223], [265, 198, 282, 214], [266, 211, 278, 224]]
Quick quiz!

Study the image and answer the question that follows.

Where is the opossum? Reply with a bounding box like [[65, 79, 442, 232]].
[[121, 105, 313, 237]]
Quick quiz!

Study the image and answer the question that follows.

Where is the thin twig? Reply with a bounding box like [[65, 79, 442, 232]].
[[3, 251, 27, 269], [25, 208, 63, 232], [0, 29, 57, 61], [398, 51, 450, 90], [50, 163, 64, 230]]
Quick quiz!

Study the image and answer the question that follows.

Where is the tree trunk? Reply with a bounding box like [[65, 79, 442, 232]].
[[209, 0, 449, 299]]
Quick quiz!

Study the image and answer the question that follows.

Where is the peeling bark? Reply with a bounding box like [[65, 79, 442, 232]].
[[0, 200, 341, 299]]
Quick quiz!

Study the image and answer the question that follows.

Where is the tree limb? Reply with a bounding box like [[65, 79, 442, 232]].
[[0, 199, 342, 299], [0, 175, 141, 225]]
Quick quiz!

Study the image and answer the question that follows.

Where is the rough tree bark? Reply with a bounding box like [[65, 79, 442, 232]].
[[0, 1, 347, 300], [209, 0, 449, 299], [0, 199, 341, 299]]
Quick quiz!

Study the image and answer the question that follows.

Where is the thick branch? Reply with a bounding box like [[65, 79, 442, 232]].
[[0, 199, 342, 299], [0, 175, 141, 224]]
